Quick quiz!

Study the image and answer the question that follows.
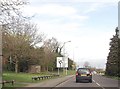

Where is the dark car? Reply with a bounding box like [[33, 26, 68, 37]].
[[76, 68, 92, 83]]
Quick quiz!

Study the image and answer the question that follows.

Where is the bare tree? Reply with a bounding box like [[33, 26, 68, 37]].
[[2, 18, 45, 73], [0, 0, 27, 24], [43, 37, 60, 52], [42, 37, 60, 71]]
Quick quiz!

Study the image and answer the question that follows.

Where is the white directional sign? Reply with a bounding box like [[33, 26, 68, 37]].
[[56, 57, 68, 68], [57, 57, 63, 68]]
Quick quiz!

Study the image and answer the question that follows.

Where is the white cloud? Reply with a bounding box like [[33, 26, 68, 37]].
[[83, 2, 117, 14], [68, 15, 89, 21], [84, 3, 102, 13], [38, 4, 77, 16], [27, 0, 118, 15], [68, 0, 119, 3], [36, 21, 81, 35], [22, 3, 89, 22], [22, 4, 77, 16], [65, 30, 114, 60], [59, 23, 80, 30]]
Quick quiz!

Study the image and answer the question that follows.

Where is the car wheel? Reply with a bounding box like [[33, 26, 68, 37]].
[[89, 79, 92, 83], [76, 79, 79, 83]]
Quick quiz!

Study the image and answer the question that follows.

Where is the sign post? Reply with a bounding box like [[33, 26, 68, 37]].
[[64, 57, 68, 75], [56, 57, 68, 75], [57, 64, 59, 75]]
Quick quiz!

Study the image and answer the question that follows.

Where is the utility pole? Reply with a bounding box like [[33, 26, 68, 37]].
[[118, 2, 120, 38], [73, 46, 78, 70], [63, 41, 71, 75], [0, 25, 2, 89]]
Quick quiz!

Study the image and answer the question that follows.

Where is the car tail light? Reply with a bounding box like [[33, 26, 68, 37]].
[[87, 73, 92, 76], [76, 72, 78, 76], [90, 73, 92, 75]]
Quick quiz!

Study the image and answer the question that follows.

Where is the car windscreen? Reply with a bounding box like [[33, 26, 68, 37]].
[[77, 68, 90, 74]]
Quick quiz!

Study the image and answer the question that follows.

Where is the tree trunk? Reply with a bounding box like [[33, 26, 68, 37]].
[[46, 66, 48, 72], [52, 67, 53, 72], [15, 55, 18, 73]]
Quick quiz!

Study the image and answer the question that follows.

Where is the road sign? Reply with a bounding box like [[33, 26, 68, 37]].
[[56, 57, 68, 68], [63, 57, 68, 68], [57, 57, 63, 68]]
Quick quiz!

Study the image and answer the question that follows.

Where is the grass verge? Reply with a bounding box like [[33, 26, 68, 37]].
[[103, 75, 120, 80], [2, 70, 75, 87]]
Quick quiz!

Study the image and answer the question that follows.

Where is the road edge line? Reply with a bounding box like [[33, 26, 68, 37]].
[[53, 75, 74, 88]]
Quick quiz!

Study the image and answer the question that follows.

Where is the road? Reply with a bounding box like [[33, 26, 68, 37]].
[[55, 75, 119, 88], [21, 74, 119, 89]]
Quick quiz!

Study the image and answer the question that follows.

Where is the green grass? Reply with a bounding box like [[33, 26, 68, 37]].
[[3, 72, 50, 83], [2, 71, 57, 87], [2, 70, 75, 87], [67, 70, 75, 75], [2, 83, 26, 88]]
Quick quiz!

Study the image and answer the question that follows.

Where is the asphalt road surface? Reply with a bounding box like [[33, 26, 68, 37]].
[[55, 75, 119, 88], [22, 74, 119, 89]]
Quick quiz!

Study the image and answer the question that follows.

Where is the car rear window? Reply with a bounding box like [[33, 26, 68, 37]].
[[77, 68, 90, 74]]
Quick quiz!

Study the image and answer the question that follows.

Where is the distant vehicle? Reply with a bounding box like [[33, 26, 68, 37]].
[[76, 68, 92, 83]]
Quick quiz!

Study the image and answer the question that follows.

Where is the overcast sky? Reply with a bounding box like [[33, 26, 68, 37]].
[[21, 0, 119, 69]]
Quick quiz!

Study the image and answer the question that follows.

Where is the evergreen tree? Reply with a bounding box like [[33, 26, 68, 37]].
[[105, 27, 119, 76]]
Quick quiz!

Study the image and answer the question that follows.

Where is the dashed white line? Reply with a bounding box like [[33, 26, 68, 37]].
[[93, 79, 105, 89], [92, 79, 95, 83], [55, 76, 74, 87], [96, 82, 101, 86]]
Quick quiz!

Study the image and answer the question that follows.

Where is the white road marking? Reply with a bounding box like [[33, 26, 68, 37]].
[[92, 79, 95, 83], [55, 76, 74, 87], [96, 82, 101, 86], [93, 79, 105, 89]]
